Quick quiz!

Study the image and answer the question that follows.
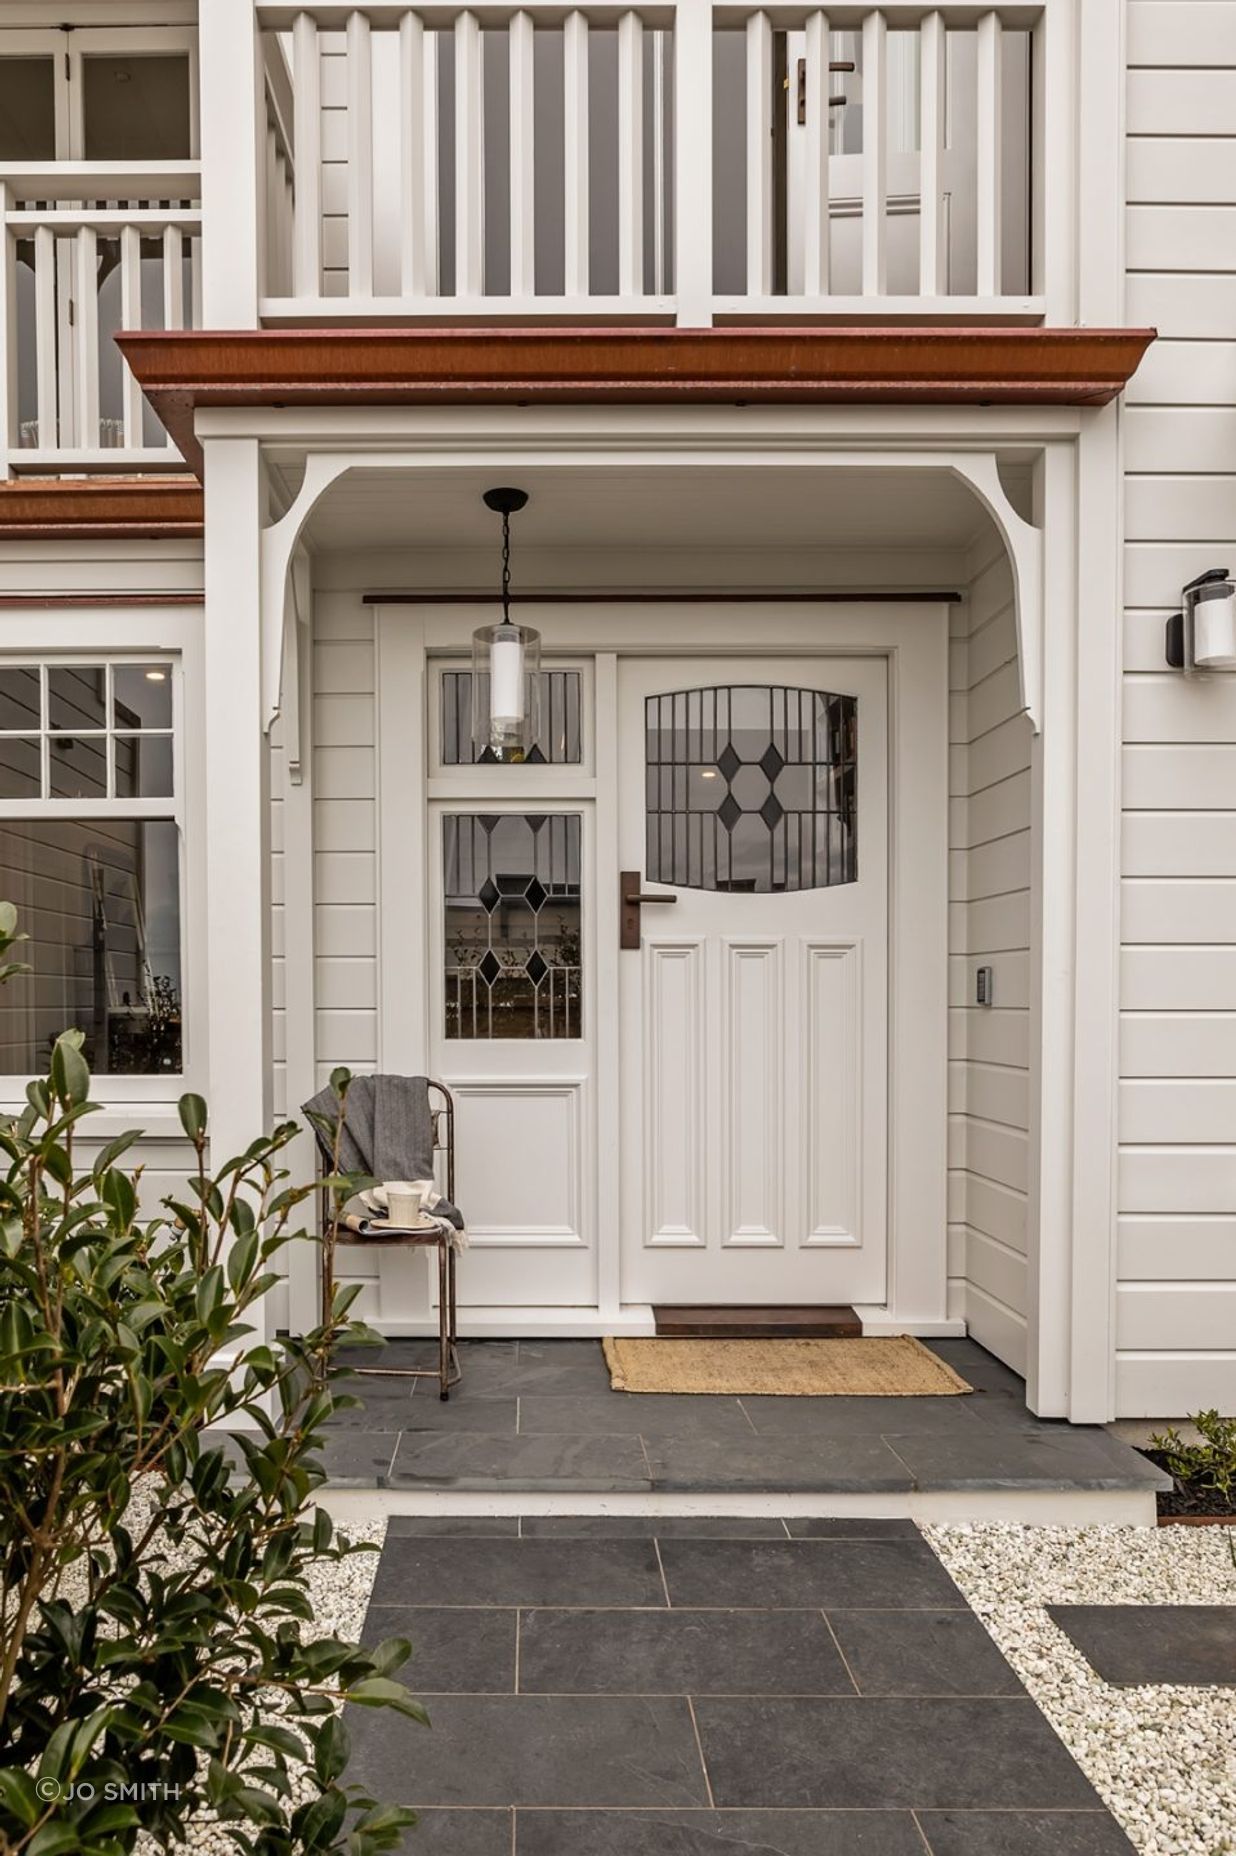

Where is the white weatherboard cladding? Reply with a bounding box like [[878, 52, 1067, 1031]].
[[1120, 0, 1236, 1415], [949, 550, 1033, 1375]]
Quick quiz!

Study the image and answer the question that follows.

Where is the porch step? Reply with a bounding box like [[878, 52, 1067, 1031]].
[[652, 1304, 862, 1340]]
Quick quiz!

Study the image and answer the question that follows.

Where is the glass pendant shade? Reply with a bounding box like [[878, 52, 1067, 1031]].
[[471, 620, 541, 757]]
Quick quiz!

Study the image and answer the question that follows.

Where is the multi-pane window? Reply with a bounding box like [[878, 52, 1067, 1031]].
[[0, 660, 182, 1077], [440, 669, 583, 766]]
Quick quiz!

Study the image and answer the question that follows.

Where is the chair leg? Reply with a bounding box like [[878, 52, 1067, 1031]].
[[438, 1238, 450, 1399]]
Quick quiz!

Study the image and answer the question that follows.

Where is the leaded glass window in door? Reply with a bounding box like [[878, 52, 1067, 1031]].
[[444, 813, 582, 1038], [645, 686, 857, 893]]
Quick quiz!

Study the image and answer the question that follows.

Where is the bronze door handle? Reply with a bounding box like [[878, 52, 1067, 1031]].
[[620, 870, 678, 949]]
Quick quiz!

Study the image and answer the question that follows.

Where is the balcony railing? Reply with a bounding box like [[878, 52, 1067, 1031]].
[[254, 1, 1054, 326], [0, 163, 201, 471]]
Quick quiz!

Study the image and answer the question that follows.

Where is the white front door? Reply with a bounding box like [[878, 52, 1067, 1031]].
[[617, 658, 888, 1306]]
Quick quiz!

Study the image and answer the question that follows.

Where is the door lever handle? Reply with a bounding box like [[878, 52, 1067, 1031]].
[[620, 870, 678, 949]]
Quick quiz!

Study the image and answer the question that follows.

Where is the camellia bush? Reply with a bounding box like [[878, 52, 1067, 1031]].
[[0, 990, 425, 1856]]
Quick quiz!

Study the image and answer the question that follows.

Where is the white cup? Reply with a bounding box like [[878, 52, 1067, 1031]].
[[384, 1181, 426, 1228]]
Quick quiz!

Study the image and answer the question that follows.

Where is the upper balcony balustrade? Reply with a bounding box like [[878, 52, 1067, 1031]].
[[256, 1, 1059, 326], [0, 2, 1086, 474]]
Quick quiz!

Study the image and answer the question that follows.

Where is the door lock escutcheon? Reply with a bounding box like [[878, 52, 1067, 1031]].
[[620, 870, 678, 949]]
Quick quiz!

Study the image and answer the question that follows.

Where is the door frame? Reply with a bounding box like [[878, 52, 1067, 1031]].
[[373, 598, 951, 1335]]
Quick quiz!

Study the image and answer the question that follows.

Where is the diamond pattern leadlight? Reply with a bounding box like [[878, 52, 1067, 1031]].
[[645, 685, 858, 893], [444, 813, 582, 1038]]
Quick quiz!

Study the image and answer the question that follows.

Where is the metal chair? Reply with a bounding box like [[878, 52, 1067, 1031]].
[[318, 1079, 460, 1399]]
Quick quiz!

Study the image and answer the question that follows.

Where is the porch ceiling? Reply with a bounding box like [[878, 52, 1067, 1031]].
[[295, 461, 999, 557]]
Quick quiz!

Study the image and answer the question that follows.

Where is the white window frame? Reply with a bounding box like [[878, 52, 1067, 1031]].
[[0, 24, 200, 161], [0, 607, 205, 1106]]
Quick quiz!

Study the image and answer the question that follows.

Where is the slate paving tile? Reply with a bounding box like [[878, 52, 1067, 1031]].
[[917, 1810, 1138, 1854], [1046, 1604, 1236, 1686], [519, 1516, 787, 1538], [347, 1695, 710, 1808], [370, 1536, 667, 1608], [514, 1809, 929, 1854], [657, 1539, 966, 1610], [739, 1396, 987, 1437], [826, 1609, 1026, 1696], [517, 1607, 853, 1696], [886, 1428, 1169, 1491], [391, 1809, 513, 1854], [517, 1394, 754, 1439], [316, 1428, 401, 1485], [511, 1340, 616, 1395], [361, 1605, 517, 1692], [402, 1394, 519, 1433], [385, 1516, 520, 1537], [784, 1518, 920, 1538], [388, 1429, 650, 1492], [324, 1383, 417, 1429], [923, 1340, 1028, 1398], [692, 1697, 1104, 1810], [645, 1434, 913, 1492]]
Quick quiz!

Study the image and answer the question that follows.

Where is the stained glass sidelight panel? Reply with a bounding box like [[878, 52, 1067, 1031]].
[[444, 813, 582, 1038], [441, 669, 582, 765], [645, 686, 857, 893]]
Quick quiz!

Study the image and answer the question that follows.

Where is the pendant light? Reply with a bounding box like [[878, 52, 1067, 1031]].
[[473, 487, 540, 758]]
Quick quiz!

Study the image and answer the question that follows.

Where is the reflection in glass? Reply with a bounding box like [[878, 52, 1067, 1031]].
[[444, 814, 582, 1038], [49, 666, 107, 731], [0, 739, 41, 800], [645, 686, 857, 893], [114, 664, 173, 730], [0, 666, 41, 732], [441, 669, 582, 765], [0, 819, 181, 1074], [115, 735, 174, 799], [50, 733, 108, 800]]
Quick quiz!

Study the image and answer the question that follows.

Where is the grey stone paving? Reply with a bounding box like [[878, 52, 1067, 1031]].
[[351, 1517, 1137, 1855], [1047, 1603, 1236, 1686], [322, 1337, 1169, 1496]]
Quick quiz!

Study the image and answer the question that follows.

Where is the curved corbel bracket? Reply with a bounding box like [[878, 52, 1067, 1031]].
[[259, 454, 353, 731], [947, 454, 1044, 734]]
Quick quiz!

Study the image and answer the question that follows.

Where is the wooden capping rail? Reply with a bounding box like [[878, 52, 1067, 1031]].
[[0, 476, 204, 540], [115, 325, 1157, 476]]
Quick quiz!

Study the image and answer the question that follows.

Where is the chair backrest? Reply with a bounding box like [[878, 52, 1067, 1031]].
[[308, 1075, 455, 1203]]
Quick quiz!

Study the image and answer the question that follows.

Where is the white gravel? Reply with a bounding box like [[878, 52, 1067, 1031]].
[[924, 1522, 1236, 1856]]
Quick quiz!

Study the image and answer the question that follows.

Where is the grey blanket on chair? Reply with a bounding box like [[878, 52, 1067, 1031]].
[[302, 1074, 464, 1230]]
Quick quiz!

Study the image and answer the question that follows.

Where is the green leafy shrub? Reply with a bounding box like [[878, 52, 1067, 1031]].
[[1150, 1410, 1236, 1506], [0, 1034, 424, 1856]]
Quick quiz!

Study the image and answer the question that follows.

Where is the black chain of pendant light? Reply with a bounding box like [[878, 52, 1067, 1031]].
[[482, 486, 529, 618]]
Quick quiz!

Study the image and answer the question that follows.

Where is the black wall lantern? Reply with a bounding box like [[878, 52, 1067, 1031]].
[[1165, 567, 1236, 672]]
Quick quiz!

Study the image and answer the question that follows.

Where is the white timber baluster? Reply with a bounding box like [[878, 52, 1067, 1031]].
[[617, 10, 644, 298], [918, 11, 946, 297], [292, 12, 322, 298], [119, 224, 143, 449], [976, 10, 1003, 297], [675, 0, 713, 323], [399, 11, 438, 296], [455, 11, 485, 297], [651, 29, 667, 295], [73, 227, 99, 450], [265, 123, 281, 295], [509, 10, 536, 297], [34, 226, 56, 449], [803, 10, 831, 296], [746, 11, 774, 298], [563, 11, 590, 296], [346, 10, 375, 298], [0, 187, 15, 463], [861, 9, 887, 297], [164, 226, 186, 330]]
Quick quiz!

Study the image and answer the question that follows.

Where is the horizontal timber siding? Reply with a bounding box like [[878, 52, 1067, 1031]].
[[949, 549, 1032, 1377], [1120, 0, 1236, 1414]]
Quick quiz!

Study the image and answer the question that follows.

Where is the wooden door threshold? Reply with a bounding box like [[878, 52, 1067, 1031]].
[[652, 1305, 862, 1339]]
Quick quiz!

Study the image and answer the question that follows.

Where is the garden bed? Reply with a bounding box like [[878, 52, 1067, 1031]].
[[1136, 1457, 1236, 1524]]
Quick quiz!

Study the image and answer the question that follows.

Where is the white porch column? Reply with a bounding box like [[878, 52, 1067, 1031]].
[[202, 436, 273, 1300], [199, 0, 264, 325]]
